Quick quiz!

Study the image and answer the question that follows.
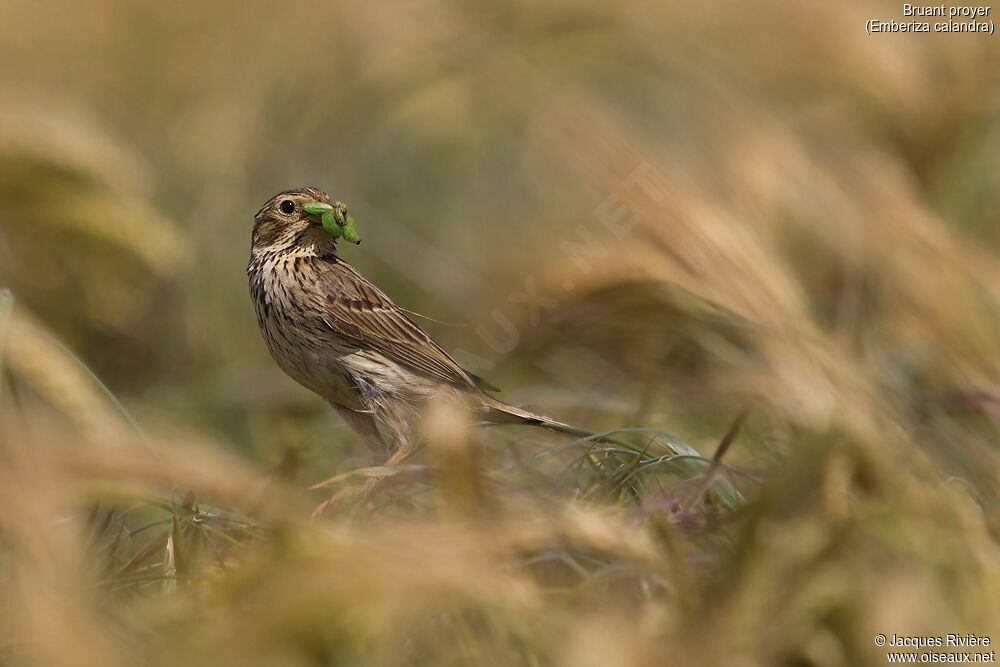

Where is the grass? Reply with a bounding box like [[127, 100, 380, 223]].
[[2, 285, 998, 665]]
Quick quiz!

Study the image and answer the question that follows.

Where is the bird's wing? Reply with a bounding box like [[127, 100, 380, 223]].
[[314, 258, 498, 392]]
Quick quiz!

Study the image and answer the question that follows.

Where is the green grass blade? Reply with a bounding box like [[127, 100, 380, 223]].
[[23, 323, 154, 450]]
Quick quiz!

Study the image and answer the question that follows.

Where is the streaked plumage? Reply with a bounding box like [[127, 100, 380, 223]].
[[247, 187, 567, 467]]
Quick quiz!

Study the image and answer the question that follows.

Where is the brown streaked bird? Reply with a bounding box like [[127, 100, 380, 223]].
[[247, 187, 585, 487]]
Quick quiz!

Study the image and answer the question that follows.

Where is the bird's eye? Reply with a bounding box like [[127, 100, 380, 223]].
[[279, 200, 295, 214]]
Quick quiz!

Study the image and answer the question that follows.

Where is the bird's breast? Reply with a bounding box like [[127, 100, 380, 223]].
[[248, 253, 429, 409]]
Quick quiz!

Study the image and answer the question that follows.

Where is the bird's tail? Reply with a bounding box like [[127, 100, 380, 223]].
[[481, 396, 602, 440], [480, 396, 745, 509]]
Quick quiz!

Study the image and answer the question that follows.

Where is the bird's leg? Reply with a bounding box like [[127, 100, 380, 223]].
[[312, 434, 422, 518], [330, 402, 389, 463], [313, 403, 426, 517], [381, 434, 418, 469], [312, 405, 390, 517], [313, 404, 423, 516], [355, 432, 420, 505]]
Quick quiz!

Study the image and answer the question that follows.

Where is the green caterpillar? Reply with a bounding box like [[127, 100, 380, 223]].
[[302, 201, 361, 245]]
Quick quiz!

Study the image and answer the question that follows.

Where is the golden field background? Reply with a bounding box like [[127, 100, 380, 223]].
[[1, 1, 1000, 664]]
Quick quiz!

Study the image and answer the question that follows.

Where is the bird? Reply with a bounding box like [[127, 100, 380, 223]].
[[247, 187, 590, 496]]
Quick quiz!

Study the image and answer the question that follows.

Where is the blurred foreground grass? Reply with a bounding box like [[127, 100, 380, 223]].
[[2, 0, 1000, 665]]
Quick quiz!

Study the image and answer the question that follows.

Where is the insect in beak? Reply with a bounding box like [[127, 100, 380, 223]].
[[303, 201, 361, 245], [302, 202, 334, 216]]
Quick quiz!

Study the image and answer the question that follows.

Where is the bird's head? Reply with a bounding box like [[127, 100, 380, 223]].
[[251, 187, 358, 255]]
